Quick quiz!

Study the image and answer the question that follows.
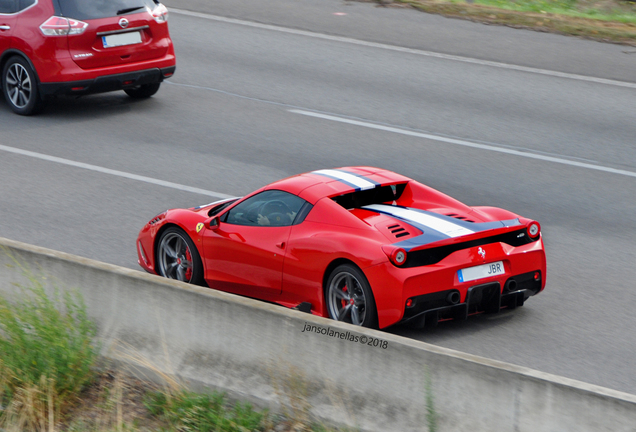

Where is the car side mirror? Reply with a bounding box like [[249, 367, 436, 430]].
[[209, 217, 220, 230]]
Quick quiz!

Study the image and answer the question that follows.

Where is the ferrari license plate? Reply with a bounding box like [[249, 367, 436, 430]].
[[102, 31, 142, 48], [458, 261, 505, 283]]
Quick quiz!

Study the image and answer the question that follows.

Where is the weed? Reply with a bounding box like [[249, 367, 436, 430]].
[[145, 389, 268, 432], [269, 362, 312, 431], [64, 371, 150, 432], [0, 254, 97, 430], [424, 367, 438, 432], [268, 360, 356, 432]]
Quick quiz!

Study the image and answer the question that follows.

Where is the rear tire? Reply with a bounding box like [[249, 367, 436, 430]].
[[124, 83, 161, 99], [2, 56, 45, 116], [326, 264, 378, 328]]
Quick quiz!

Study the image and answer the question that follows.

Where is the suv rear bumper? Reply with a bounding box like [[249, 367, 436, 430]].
[[39, 66, 175, 97]]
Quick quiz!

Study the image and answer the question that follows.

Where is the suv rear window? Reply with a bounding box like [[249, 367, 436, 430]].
[[56, 0, 159, 20]]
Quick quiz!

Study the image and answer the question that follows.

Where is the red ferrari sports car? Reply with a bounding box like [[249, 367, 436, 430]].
[[137, 167, 546, 329]]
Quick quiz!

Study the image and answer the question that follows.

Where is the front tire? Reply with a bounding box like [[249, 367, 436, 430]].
[[156, 227, 205, 285], [124, 83, 161, 99], [326, 264, 377, 328], [2, 56, 45, 116]]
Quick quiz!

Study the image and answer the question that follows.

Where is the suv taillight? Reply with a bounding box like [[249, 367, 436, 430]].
[[40, 16, 88, 36], [152, 4, 169, 23]]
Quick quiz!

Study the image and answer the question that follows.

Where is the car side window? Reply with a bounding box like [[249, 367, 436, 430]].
[[19, 0, 35, 10], [0, 0, 16, 14], [224, 190, 307, 227]]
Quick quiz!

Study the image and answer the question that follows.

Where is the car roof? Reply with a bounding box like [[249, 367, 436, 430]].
[[264, 167, 411, 204]]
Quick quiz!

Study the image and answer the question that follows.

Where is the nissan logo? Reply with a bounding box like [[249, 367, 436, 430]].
[[119, 18, 129, 29]]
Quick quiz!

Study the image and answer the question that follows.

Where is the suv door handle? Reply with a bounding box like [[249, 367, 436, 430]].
[[0, 26, 11, 31], [276, 242, 285, 249]]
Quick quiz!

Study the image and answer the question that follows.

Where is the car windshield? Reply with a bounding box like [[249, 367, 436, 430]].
[[57, 0, 159, 20]]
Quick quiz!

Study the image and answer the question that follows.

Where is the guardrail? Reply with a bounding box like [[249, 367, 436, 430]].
[[1, 237, 634, 431]]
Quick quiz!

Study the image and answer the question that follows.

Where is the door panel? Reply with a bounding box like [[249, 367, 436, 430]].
[[202, 224, 291, 300]]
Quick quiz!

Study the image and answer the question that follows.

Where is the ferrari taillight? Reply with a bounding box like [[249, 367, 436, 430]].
[[152, 4, 169, 23], [383, 246, 408, 266], [527, 221, 541, 239], [40, 16, 88, 36]]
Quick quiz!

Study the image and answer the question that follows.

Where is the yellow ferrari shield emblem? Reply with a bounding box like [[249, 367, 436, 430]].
[[196, 222, 204, 233]]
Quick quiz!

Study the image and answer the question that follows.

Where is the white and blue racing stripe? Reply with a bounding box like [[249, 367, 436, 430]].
[[365, 204, 475, 238], [311, 169, 380, 191], [364, 204, 523, 249]]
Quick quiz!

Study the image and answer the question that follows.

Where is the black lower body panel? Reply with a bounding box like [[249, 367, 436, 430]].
[[39, 66, 176, 98], [401, 271, 542, 328]]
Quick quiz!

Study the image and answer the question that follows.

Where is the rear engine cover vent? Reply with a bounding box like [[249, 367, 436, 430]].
[[374, 220, 422, 242], [446, 213, 475, 223], [388, 224, 410, 238]]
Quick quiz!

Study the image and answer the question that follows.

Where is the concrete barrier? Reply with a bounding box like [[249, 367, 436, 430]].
[[1, 236, 635, 431]]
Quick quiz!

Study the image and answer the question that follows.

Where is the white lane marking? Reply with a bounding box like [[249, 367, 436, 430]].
[[312, 169, 376, 190], [171, 8, 636, 90], [365, 204, 474, 237], [290, 110, 636, 179], [0, 145, 234, 199]]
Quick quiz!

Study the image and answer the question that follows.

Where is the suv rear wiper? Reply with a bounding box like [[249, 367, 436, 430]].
[[117, 6, 145, 15]]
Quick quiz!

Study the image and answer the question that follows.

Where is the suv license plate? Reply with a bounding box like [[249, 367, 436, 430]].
[[102, 31, 142, 48], [458, 261, 505, 283]]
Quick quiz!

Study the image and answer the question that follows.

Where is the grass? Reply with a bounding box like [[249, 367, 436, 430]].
[[424, 367, 438, 432], [0, 259, 97, 431], [64, 371, 149, 432], [373, 0, 636, 44], [0, 255, 397, 432], [454, 0, 636, 22], [269, 362, 312, 431], [144, 390, 269, 432]]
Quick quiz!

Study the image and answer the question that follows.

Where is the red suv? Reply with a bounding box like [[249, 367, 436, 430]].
[[0, 0, 176, 115]]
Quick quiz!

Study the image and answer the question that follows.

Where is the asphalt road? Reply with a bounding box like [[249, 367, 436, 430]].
[[1, 0, 636, 394]]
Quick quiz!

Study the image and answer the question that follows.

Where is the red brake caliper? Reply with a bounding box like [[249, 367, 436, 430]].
[[185, 249, 193, 281], [341, 285, 348, 308]]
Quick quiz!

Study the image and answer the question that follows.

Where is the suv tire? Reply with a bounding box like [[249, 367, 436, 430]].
[[2, 56, 45, 116]]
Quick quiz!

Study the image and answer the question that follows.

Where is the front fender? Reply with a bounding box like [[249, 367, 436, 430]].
[[137, 209, 208, 273]]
